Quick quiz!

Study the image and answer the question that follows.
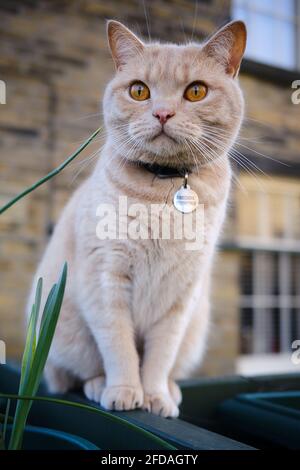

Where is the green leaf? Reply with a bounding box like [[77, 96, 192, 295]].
[[0, 413, 13, 424], [29, 264, 67, 398], [3, 399, 11, 444], [1, 394, 176, 450], [39, 284, 57, 334], [0, 433, 4, 451], [0, 128, 101, 215], [0, 399, 11, 450], [19, 278, 42, 395], [8, 263, 67, 450]]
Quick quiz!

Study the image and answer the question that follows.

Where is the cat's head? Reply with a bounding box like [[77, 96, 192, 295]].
[[103, 20, 247, 170]]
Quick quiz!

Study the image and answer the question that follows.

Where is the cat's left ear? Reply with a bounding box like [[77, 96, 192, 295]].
[[202, 21, 247, 78], [107, 20, 145, 70]]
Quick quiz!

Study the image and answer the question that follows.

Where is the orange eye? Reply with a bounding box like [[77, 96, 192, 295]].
[[184, 82, 207, 102], [129, 81, 150, 101]]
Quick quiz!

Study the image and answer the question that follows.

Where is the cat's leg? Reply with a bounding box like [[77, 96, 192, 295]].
[[43, 296, 105, 397], [141, 299, 189, 418], [80, 264, 143, 411], [168, 379, 182, 406], [44, 362, 76, 394], [83, 376, 106, 402], [171, 297, 210, 381]]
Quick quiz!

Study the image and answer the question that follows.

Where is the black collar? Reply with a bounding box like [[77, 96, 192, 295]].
[[139, 162, 189, 179]]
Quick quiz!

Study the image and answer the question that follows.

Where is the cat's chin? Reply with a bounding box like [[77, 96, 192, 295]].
[[124, 151, 196, 173], [113, 136, 217, 170], [150, 131, 178, 144], [142, 136, 182, 159]]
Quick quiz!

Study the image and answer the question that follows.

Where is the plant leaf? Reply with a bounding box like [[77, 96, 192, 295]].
[[29, 264, 67, 397], [3, 399, 11, 444], [0, 413, 13, 424], [0, 128, 101, 215], [39, 284, 57, 334], [19, 278, 42, 395], [1, 393, 176, 450], [8, 264, 67, 450], [0, 399, 11, 450]]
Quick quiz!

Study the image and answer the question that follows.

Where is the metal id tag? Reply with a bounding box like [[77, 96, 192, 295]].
[[173, 173, 199, 214]]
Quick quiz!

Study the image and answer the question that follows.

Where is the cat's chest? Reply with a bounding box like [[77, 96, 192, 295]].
[[130, 239, 200, 329]]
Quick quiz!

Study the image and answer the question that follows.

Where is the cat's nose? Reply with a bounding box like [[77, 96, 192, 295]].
[[153, 109, 175, 125]]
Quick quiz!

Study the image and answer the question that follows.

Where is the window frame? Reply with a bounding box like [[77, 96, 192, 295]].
[[232, 177, 300, 364], [240, 250, 300, 356], [231, 0, 300, 72]]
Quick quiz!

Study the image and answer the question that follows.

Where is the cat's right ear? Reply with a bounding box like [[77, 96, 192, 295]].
[[202, 21, 247, 78], [107, 20, 144, 70]]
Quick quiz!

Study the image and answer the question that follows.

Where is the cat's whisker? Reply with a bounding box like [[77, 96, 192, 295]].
[[183, 138, 201, 174], [67, 127, 134, 179], [116, 139, 143, 173], [70, 148, 101, 171], [186, 137, 220, 177], [202, 136, 259, 182], [188, 138, 225, 178], [189, 135, 225, 164], [180, 18, 188, 44], [229, 154, 266, 192], [65, 127, 104, 146], [200, 123, 276, 146], [191, 0, 199, 42], [107, 134, 143, 173], [113, 138, 138, 166], [234, 141, 290, 167], [187, 137, 250, 193], [70, 112, 104, 122], [202, 134, 270, 181], [200, 135, 263, 191], [229, 147, 269, 179], [69, 144, 106, 185], [142, 0, 152, 41]]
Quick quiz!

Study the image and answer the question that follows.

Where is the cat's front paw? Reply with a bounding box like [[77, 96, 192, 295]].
[[143, 391, 179, 418], [101, 385, 144, 411], [84, 376, 106, 403]]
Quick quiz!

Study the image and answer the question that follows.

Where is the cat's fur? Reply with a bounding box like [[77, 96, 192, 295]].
[[27, 20, 246, 417]]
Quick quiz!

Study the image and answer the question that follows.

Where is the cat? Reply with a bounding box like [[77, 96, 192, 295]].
[[27, 19, 246, 418]]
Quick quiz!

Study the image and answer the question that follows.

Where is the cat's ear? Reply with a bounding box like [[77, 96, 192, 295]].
[[202, 21, 247, 78], [107, 20, 144, 70]]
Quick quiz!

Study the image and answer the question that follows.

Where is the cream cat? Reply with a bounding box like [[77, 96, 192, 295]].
[[27, 20, 246, 418]]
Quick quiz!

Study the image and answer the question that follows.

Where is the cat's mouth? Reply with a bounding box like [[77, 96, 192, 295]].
[[150, 129, 177, 143]]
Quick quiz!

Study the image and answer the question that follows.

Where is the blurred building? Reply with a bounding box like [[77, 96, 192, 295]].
[[0, 0, 299, 377]]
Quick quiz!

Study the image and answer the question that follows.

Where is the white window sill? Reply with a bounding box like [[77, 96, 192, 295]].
[[236, 353, 300, 376]]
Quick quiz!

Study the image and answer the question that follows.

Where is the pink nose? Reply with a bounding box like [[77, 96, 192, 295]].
[[153, 109, 175, 125]]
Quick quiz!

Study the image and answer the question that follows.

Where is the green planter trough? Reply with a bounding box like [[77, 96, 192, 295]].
[[5, 424, 99, 450], [218, 391, 300, 449], [0, 364, 253, 450]]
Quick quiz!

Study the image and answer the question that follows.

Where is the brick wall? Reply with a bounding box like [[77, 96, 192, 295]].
[[0, 0, 299, 376]]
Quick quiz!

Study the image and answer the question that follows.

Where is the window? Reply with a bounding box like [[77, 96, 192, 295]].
[[240, 251, 300, 355], [232, 0, 300, 71], [234, 175, 300, 373], [235, 176, 300, 250]]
